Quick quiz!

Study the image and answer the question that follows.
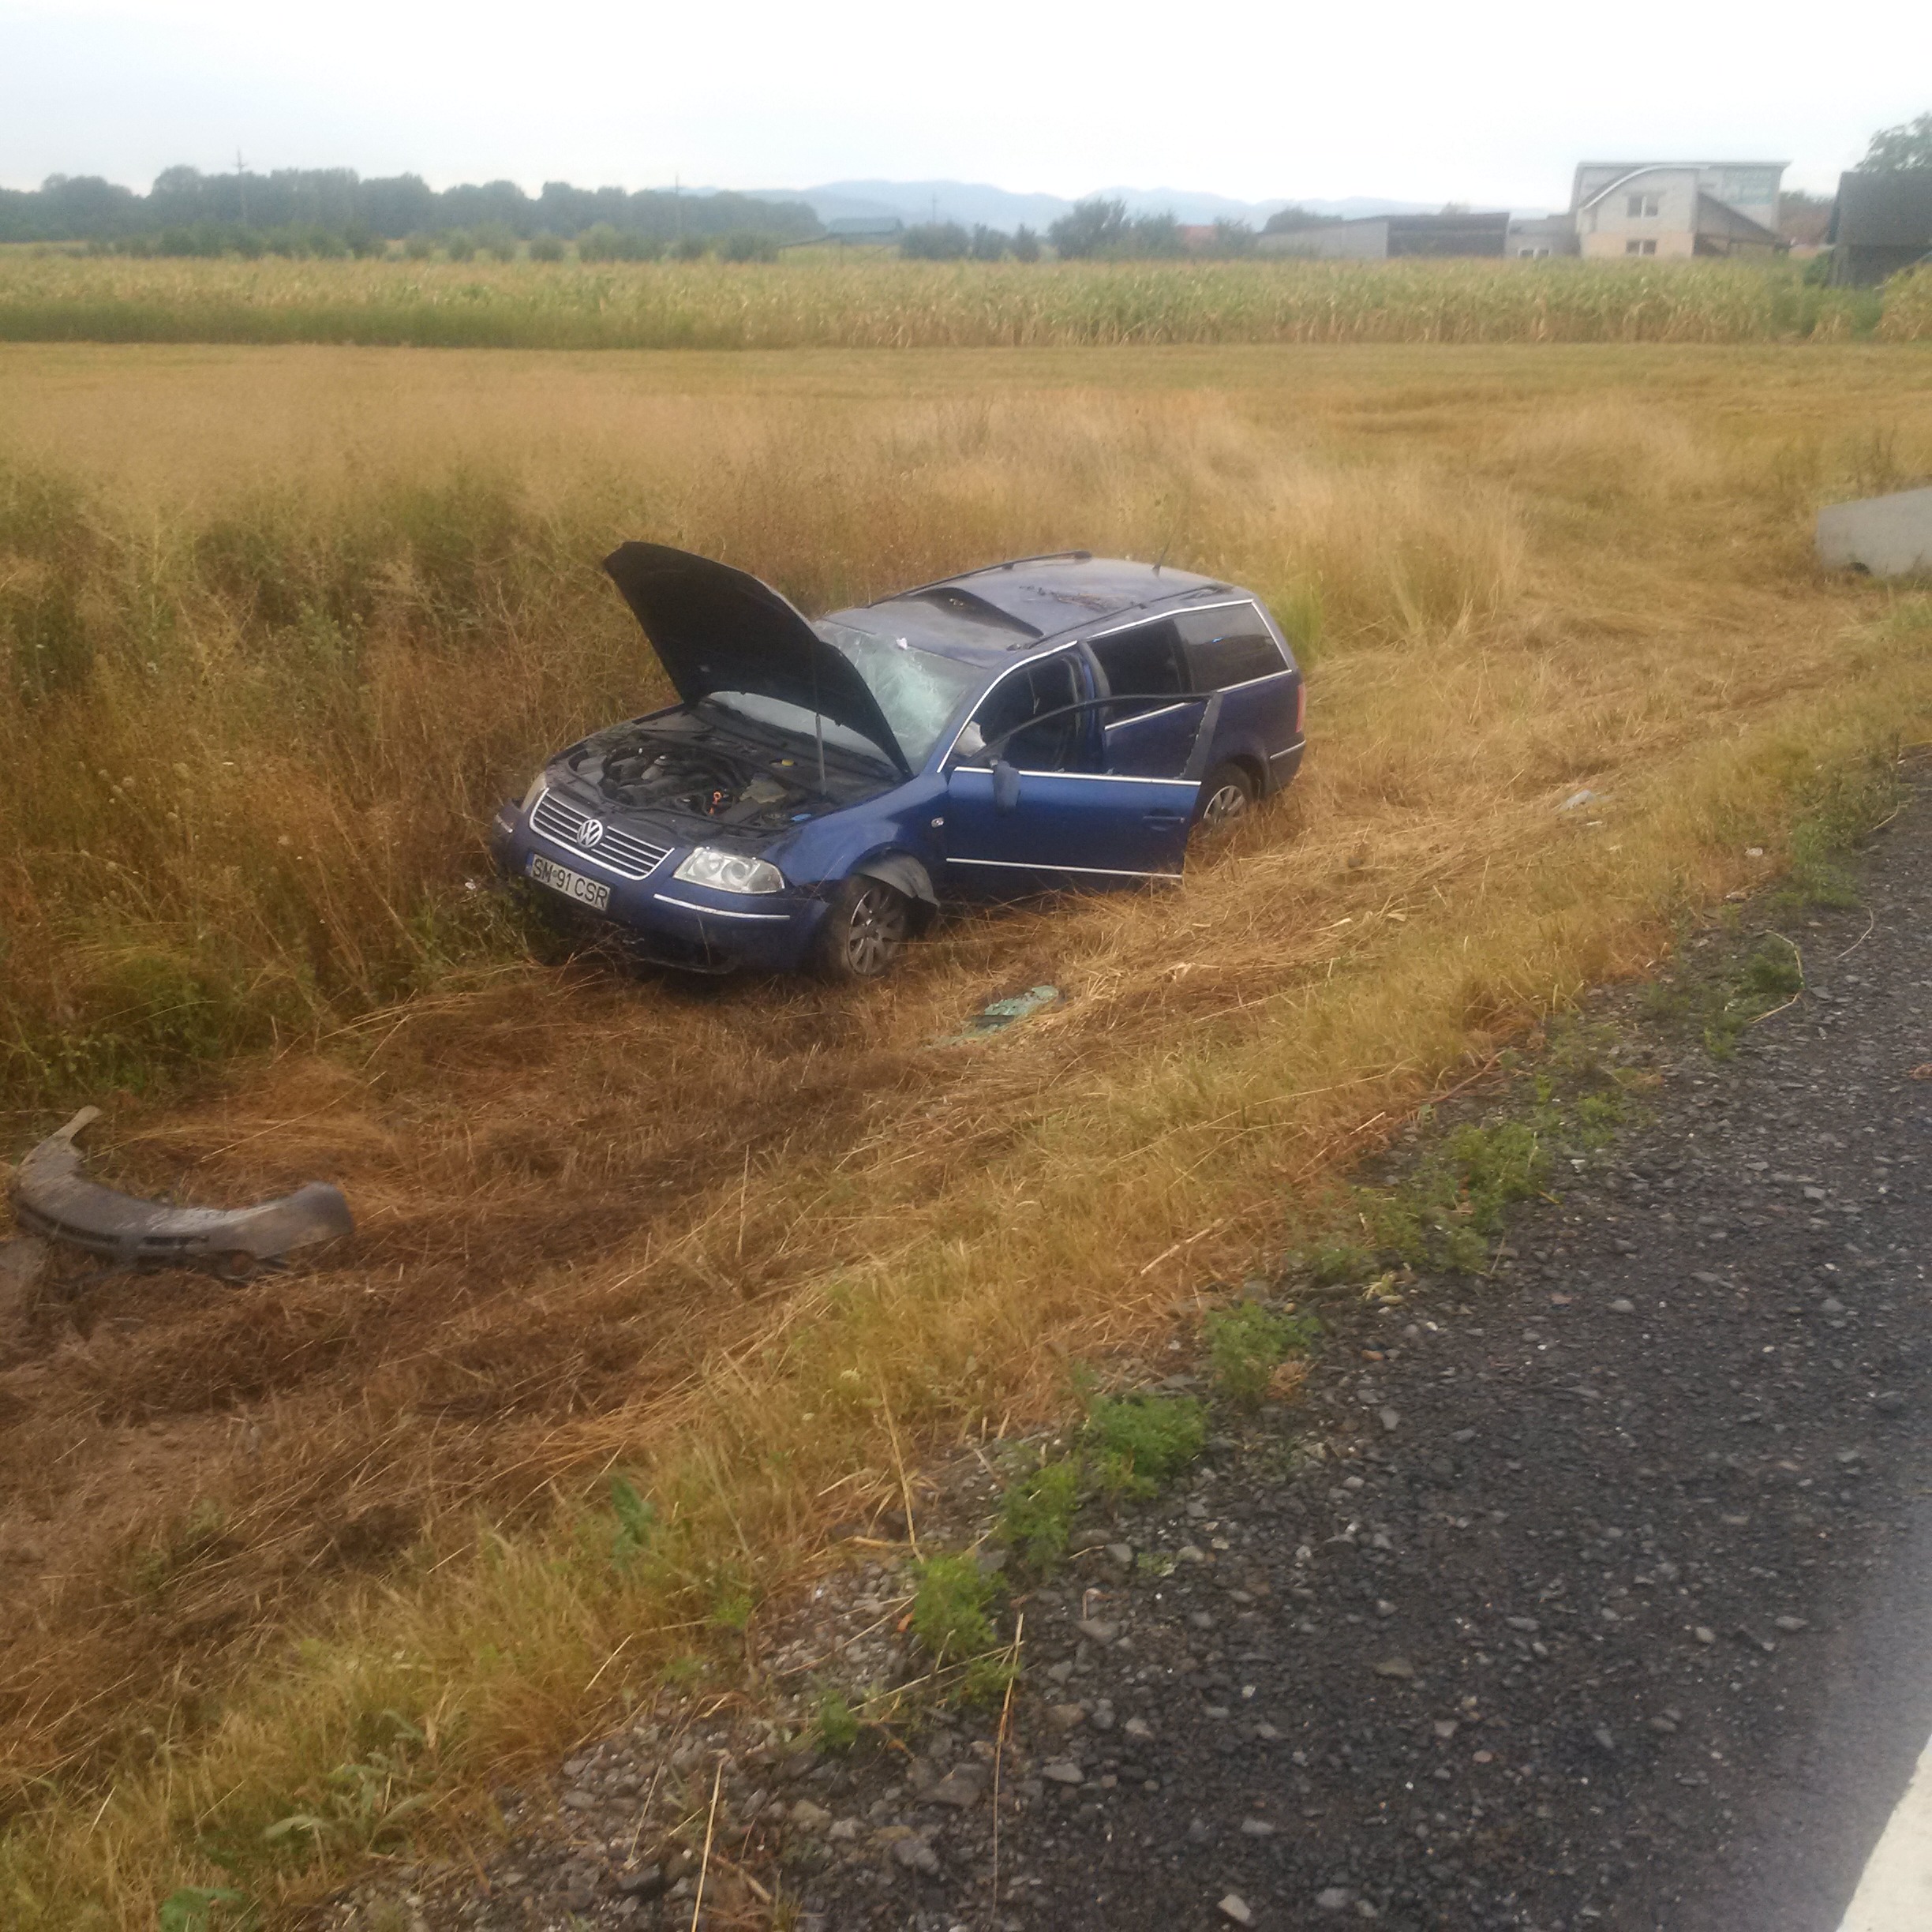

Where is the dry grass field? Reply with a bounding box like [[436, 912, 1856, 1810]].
[[2, 339, 1930, 1925]]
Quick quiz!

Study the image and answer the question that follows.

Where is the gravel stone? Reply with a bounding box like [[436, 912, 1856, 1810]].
[[891, 1835, 941, 1876]]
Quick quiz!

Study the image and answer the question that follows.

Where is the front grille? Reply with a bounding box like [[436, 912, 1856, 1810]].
[[529, 788, 672, 882]]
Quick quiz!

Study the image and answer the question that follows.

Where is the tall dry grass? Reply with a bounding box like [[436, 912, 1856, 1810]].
[[0, 251, 1909, 350], [1, 343, 1930, 1926], [0, 379, 1535, 1106]]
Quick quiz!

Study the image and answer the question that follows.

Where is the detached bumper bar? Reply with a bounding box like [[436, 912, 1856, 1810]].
[[10, 1107, 354, 1279]]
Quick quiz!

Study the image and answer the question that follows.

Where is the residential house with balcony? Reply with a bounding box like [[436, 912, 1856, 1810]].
[[1571, 162, 1786, 259]]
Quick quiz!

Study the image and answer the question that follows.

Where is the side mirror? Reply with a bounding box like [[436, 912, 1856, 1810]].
[[953, 721, 987, 763], [991, 759, 1021, 812]]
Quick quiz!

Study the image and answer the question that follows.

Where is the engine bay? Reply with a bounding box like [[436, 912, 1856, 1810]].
[[560, 710, 889, 832]]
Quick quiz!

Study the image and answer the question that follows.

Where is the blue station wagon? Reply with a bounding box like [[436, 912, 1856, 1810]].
[[489, 545, 1306, 979]]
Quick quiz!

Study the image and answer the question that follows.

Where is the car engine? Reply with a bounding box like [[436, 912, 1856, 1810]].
[[560, 717, 872, 831]]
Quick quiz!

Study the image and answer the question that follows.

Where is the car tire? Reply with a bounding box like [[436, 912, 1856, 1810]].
[[1193, 762, 1257, 837], [813, 875, 912, 982]]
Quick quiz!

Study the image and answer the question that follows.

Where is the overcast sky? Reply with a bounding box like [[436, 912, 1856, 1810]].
[[4, 0, 1926, 204]]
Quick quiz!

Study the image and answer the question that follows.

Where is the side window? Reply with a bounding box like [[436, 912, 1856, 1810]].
[[1176, 604, 1286, 689], [1089, 620, 1187, 721], [969, 655, 1083, 769]]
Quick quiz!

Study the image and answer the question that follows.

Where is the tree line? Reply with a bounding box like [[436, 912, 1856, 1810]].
[[899, 197, 1312, 262], [0, 167, 818, 251]]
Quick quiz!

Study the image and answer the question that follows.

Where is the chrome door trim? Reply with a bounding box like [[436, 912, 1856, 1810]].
[[945, 855, 1184, 882]]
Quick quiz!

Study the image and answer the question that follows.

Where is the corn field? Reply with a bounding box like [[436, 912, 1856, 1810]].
[[0, 250, 1917, 348]]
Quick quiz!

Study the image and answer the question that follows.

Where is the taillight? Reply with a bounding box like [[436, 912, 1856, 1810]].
[[1295, 680, 1307, 736]]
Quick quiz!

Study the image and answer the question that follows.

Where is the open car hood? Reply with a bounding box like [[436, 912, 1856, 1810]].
[[605, 543, 909, 775]]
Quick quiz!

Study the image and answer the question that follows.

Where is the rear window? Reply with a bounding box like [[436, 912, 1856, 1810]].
[[1177, 604, 1286, 688]]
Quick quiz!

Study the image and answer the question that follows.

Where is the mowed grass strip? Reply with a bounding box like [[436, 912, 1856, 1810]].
[[0, 250, 1917, 349], [0, 343, 1929, 1925]]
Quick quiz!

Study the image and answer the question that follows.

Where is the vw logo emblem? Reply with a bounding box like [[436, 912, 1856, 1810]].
[[576, 817, 606, 849]]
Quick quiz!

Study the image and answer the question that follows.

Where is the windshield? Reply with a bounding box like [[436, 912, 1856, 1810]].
[[815, 620, 984, 767]]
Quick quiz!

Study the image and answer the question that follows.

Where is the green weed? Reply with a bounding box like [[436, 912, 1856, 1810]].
[[1702, 934, 1805, 1057], [1308, 1237, 1377, 1286], [1573, 1091, 1627, 1147], [810, 1687, 859, 1754], [908, 1554, 998, 1664], [157, 1888, 247, 1932], [606, 1476, 657, 1574], [1201, 1304, 1320, 1411], [908, 1555, 1012, 1703], [999, 1458, 1081, 1578], [260, 1711, 431, 1864], [1084, 1394, 1207, 1500], [1773, 747, 1901, 911], [1325, 1120, 1549, 1282], [703, 1564, 754, 1636]]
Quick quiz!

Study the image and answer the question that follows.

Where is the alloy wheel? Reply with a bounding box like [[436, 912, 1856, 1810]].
[[1200, 781, 1252, 829], [842, 882, 908, 976]]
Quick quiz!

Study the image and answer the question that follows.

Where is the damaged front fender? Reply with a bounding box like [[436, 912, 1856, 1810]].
[[9, 1107, 354, 1280]]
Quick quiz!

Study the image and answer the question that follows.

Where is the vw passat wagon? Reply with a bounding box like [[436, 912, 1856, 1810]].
[[490, 544, 1306, 980]]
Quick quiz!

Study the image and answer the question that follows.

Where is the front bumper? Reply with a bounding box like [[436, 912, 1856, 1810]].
[[489, 803, 824, 973]]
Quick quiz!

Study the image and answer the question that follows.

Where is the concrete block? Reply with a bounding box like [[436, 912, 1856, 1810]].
[[1817, 485, 1932, 578]]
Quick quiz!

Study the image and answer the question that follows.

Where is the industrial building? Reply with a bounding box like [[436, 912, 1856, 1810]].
[[1257, 209, 1510, 260]]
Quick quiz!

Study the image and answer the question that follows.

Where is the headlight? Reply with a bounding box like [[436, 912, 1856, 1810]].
[[673, 847, 786, 894], [520, 772, 547, 816]]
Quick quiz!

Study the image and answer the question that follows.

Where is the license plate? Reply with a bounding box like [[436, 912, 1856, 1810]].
[[527, 852, 610, 911]]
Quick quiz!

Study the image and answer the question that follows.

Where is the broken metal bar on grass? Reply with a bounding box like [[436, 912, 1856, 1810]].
[[9, 1106, 354, 1282]]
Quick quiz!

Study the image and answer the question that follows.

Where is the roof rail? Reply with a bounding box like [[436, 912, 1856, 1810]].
[[873, 550, 1095, 604]]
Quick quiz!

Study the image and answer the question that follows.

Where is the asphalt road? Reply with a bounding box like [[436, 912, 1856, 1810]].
[[371, 774, 1932, 1932]]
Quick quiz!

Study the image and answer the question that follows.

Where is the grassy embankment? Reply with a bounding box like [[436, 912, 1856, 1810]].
[[0, 342, 1930, 1926], [0, 252, 1920, 348]]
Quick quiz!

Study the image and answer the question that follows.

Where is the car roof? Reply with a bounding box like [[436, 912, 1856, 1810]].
[[822, 552, 1245, 665]]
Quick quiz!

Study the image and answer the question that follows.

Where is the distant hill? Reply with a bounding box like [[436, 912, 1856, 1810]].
[[754, 180, 1432, 233]]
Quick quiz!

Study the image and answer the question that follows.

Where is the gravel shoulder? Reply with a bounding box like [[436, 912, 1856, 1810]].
[[343, 770, 1932, 1932]]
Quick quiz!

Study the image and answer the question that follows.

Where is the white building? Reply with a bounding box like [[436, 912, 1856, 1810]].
[[1571, 162, 1785, 260]]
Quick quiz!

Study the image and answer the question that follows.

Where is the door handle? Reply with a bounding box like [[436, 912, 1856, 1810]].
[[1143, 811, 1189, 831]]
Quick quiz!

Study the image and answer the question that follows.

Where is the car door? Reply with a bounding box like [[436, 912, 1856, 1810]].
[[942, 654, 1211, 891], [1086, 618, 1198, 779]]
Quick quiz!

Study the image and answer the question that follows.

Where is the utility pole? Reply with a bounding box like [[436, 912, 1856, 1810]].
[[237, 148, 248, 227]]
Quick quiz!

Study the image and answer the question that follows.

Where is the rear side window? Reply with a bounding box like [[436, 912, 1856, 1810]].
[[1089, 620, 1186, 720], [1177, 604, 1286, 689]]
